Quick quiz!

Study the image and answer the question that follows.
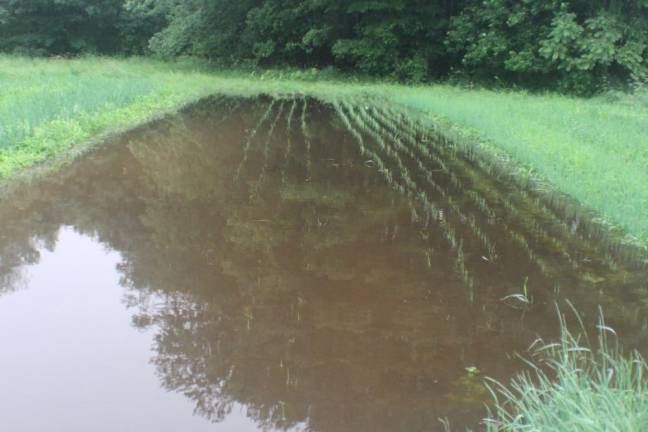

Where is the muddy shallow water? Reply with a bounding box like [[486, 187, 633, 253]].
[[0, 96, 646, 432]]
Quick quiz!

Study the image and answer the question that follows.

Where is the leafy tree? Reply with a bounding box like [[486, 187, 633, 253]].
[[118, 0, 167, 55], [0, 0, 125, 54], [446, 0, 648, 92], [330, 0, 451, 80], [128, 0, 260, 60], [130, 0, 462, 80], [539, 9, 647, 92], [1, 0, 646, 90]]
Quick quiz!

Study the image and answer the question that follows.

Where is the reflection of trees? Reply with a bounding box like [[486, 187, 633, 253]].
[[0, 96, 646, 431], [112, 99, 518, 431], [0, 218, 56, 294]]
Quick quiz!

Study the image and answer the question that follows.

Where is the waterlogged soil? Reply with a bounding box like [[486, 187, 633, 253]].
[[0, 96, 646, 432]]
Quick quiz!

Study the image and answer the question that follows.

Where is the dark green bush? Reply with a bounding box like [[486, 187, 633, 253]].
[[1, 0, 646, 92]]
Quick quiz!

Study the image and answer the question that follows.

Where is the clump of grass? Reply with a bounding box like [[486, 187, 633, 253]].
[[482, 306, 648, 432]]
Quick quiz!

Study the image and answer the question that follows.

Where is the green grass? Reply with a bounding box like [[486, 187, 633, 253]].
[[1, 55, 647, 247], [478, 308, 648, 432], [0, 56, 368, 180]]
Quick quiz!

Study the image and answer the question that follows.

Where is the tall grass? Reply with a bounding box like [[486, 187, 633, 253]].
[[0, 56, 278, 178], [482, 307, 648, 432], [0, 57, 218, 148]]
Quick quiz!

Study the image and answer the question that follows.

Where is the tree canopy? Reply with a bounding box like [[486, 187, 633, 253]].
[[0, 0, 646, 91]]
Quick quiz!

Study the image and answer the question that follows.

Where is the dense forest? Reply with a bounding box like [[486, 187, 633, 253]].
[[1, 0, 647, 92]]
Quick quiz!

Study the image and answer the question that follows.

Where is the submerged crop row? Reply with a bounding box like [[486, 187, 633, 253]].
[[2, 55, 648, 250], [224, 94, 645, 328], [219, 95, 648, 431]]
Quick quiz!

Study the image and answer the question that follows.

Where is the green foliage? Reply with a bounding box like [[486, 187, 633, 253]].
[[330, 0, 443, 80], [1, 0, 646, 89], [140, 0, 258, 60], [0, 56, 252, 178], [538, 11, 647, 93], [446, 0, 648, 92], [0, 0, 127, 54], [118, 1, 167, 55]]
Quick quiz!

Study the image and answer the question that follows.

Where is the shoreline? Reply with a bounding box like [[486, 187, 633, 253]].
[[2, 56, 646, 250]]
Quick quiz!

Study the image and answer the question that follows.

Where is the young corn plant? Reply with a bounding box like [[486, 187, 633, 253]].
[[255, 100, 285, 189], [281, 98, 299, 184], [300, 97, 312, 182], [234, 98, 276, 182]]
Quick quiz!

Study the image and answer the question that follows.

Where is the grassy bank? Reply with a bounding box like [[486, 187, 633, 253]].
[[2, 56, 647, 246], [0, 56, 251, 178]]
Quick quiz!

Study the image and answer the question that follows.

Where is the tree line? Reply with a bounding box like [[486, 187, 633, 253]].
[[1, 0, 646, 92]]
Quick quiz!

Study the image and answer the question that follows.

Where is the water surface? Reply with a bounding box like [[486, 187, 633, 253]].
[[0, 96, 646, 432]]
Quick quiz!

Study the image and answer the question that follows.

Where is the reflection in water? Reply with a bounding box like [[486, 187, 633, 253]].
[[0, 228, 267, 432], [0, 96, 646, 432]]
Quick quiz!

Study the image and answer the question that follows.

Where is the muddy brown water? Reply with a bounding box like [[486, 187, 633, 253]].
[[0, 96, 646, 432]]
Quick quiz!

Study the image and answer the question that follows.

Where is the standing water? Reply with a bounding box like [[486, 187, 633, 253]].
[[0, 96, 646, 432]]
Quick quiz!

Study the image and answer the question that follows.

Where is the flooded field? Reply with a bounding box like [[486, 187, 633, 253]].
[[0, 96, 646, 432]]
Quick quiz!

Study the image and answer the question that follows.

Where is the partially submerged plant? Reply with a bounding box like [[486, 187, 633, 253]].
[[484, 304, 648, 431], [255, 99, 285, 188], [281, 98, 299, 184], [501, 277, 534, 310], [235, 98, 277, 181]]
